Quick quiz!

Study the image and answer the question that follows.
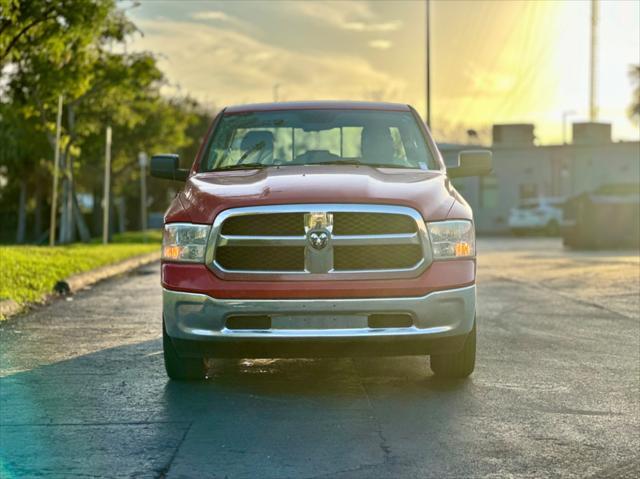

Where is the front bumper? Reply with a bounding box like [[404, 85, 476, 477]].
[[163, 285, 476, 358]]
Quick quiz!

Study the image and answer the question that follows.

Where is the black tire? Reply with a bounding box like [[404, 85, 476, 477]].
[[163, 321, 206, 381], [430, 320, 476, 378]]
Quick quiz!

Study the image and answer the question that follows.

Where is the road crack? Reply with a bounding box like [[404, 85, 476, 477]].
[[489, 274, 637, 322], [357, 364, 393, 466], [156, 421, 193, 479]]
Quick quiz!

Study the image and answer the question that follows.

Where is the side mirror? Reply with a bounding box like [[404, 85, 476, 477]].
[[448, 150, 493, 178], [150, 154, 189, 181]]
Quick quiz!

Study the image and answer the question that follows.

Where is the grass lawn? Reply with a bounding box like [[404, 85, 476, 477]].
[[0, 231, 161, 311]]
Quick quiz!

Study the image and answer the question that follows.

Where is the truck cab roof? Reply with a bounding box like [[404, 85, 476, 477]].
[[224, 101, 412, 114]]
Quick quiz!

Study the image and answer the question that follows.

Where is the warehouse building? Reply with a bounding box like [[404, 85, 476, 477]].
[[439, 122, 640, 234]]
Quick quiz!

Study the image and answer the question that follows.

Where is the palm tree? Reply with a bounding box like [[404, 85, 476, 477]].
[[630, 65, 640, 123]]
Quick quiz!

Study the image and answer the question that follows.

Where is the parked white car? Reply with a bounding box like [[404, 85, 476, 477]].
[[508, 197, 564, 235]]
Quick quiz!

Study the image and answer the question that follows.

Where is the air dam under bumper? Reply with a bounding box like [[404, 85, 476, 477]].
[[163, 285, 476, 358]]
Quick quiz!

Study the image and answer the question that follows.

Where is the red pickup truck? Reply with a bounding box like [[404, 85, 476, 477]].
[[151, 101, 492, 380]]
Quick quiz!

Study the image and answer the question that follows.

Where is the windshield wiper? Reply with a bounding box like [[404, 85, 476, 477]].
[[213, 163, 268, 171], [309, 159, 364, 166], [310, 159, 411, 169]]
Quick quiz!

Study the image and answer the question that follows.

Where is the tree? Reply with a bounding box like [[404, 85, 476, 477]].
[[0, 0, 118, 67], [0, 101, 51, 242], [0, 0, 211, 243], [629, 65, 640, 124], [2, 0, 137, 242]]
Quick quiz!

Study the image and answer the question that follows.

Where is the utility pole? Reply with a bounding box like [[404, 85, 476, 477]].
[[589, 0, 598, 121], [425, 0, 431, 129], [102, 126, 112, 244], [138, 152, 148, 240], [273, 83, 280, 102], [49, 95, 63, 246]]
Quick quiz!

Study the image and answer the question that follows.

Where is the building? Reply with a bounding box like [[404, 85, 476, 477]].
[[439, 123, 640, 234]]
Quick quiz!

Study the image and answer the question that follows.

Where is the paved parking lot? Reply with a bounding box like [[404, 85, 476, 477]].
[[1, 238, 638, 478]]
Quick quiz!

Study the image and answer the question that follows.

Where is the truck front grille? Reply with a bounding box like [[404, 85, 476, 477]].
[[219, 212, 417, 236], [209, 204, 430, 278]]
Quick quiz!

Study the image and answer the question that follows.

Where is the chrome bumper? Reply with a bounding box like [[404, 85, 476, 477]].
[[163, 285, 476, 343]]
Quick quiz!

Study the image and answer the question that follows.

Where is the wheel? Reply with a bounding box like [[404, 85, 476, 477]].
[[430, 320, 476, 378], [163, 320, 206, 381]]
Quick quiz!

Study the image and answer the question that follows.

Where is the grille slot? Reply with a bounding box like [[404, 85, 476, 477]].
[[333, 245, 423, 270], [226, 315, 271, 330], [216, 246, 304, 271], [221, 213, 303, 236], [333, 213, 416, 235], [368, 313, 413, 328]]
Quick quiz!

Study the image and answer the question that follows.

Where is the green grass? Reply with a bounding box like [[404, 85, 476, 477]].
[[0, 231, 161, 311], [90, 230, 163, 244]]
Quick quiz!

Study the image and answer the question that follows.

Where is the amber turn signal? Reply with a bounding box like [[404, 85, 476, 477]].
[[454, 242, 471, 257], [162, 245, 183, 260]]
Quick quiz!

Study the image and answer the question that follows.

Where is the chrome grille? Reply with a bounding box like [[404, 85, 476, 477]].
[[207, 204, 431, 278]]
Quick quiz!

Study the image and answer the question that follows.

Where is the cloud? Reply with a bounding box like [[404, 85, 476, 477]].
[[368, 39, 392, 50], [292, 2, 402, 33], [343, 21, 402, 32], [191, 10, 248, 29], [192, 11, 230, 21], [465, 64, 517, 96], [131, 19, 405, 106]]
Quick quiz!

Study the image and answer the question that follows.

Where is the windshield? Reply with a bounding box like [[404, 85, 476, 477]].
[[201, 109, 436, 171]]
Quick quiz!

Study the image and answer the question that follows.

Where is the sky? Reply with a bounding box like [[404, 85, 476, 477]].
[[124, 0, 640, 145]]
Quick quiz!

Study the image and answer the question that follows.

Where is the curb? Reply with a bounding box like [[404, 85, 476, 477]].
[[0, 299, 21, 318], [65, 251, 160, 292], [0, 251, 161, 320]]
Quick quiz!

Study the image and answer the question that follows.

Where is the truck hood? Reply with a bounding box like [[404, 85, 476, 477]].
[[172, 165, 457, 224]]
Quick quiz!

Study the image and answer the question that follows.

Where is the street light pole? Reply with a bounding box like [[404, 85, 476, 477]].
[[425, 0, 431, 129], [49, 95, 63, 246], [102, 126, 112, 244], [589, 0, 598, 121]]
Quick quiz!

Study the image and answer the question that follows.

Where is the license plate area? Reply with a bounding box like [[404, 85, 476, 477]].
[[271, 315, 368, 330]]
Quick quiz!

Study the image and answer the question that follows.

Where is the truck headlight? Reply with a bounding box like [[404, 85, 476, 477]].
[[427, 220, 475, 259], [162, 223, 211, 263]]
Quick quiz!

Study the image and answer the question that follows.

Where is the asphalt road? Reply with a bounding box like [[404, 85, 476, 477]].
[[1, 238, 638, 478]]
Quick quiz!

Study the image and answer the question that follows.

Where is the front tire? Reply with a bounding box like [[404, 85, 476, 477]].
[[163, 321, 206, 381], [430, 320, 476, 378]]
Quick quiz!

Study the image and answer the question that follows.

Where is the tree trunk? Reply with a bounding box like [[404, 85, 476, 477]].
[[58, 176, 68, 243], [72, 190, 91, 242], [16, 179, 27, 244], [108, 194, 114, 242], [116, 196, 126, 234], [67, 157, 76, 243], [92, 186, 101, 238], [66, 106, 76, 243], [34, 181, 43, 240]]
